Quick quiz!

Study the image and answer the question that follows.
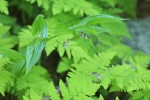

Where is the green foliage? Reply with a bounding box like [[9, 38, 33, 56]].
[[69, 52, 150, 99], [0, 0, 8, 15], [0, 23, 18, 48], [16, 65, 51, 99], [23, 89, 41, 100], [19, 15, 48, 74], [25, 0, 137, 17], [45, 14, 90, 63], [48, 82, 60, 100], [69, 14, 130, 37], [49, 78, 100, 100], [57, 57, 73, 73], [0, 15, 48, 75], [0, 56, 10, 69], [0, 15, 50, 99], [0, 50, 14, 95], [0, 0, 150, 100], [98, 94, 104, 100], [117, 0, 137, 17], [26, 0, 51, 10], [129, 89, 150, 100], [0, 70, 13, 96], [52, 0, 100, 16]]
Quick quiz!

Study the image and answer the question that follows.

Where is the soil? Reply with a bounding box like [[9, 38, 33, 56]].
[[137, 0, 150, 18]]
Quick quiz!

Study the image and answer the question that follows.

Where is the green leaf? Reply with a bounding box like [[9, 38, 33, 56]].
[[70, 14, 123, 29], [25, 40, 46, 74], [0, 48, 25, 75], [22, 15, 48, 74], [0, 36, 18, 48], [69, 14, 129, 37], [0, 48, 24, 62], [0, 24, 18, 48], [0, 15, 16, 25], [32, 15, 48, 37]]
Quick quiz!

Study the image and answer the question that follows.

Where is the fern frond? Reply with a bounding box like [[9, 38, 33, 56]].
[[67, 74, 100, 99], [72, 51, 116, 73], [0, 23, 10, 36], [52, 0, 100, 16], [18, 26, 34, 47], [0, 70, 13, 96], [59, 80, 70, 100], [16, 66, 51, 97], [46, 17, 90, 63], [129, 89, 150, 100], [69, 49, 150, 95], [45, 31, 74, 56], [0, 57, 10, 69], [98, 94, 104, 100], [48, 82, 60, 100], [65, 42, 90, 63], [0, 0, 8, 15], [106, 44, 134, 60], [129, 55, 150, 68], [23, 89, 41, 100], [48, 74, 100, 100], [105, 64, 150, 93], [46, 17, 74, 56], [26, 0, 51, 10]]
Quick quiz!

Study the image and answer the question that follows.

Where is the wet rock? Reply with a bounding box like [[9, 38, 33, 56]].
[[125, 18, 150, 54]]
